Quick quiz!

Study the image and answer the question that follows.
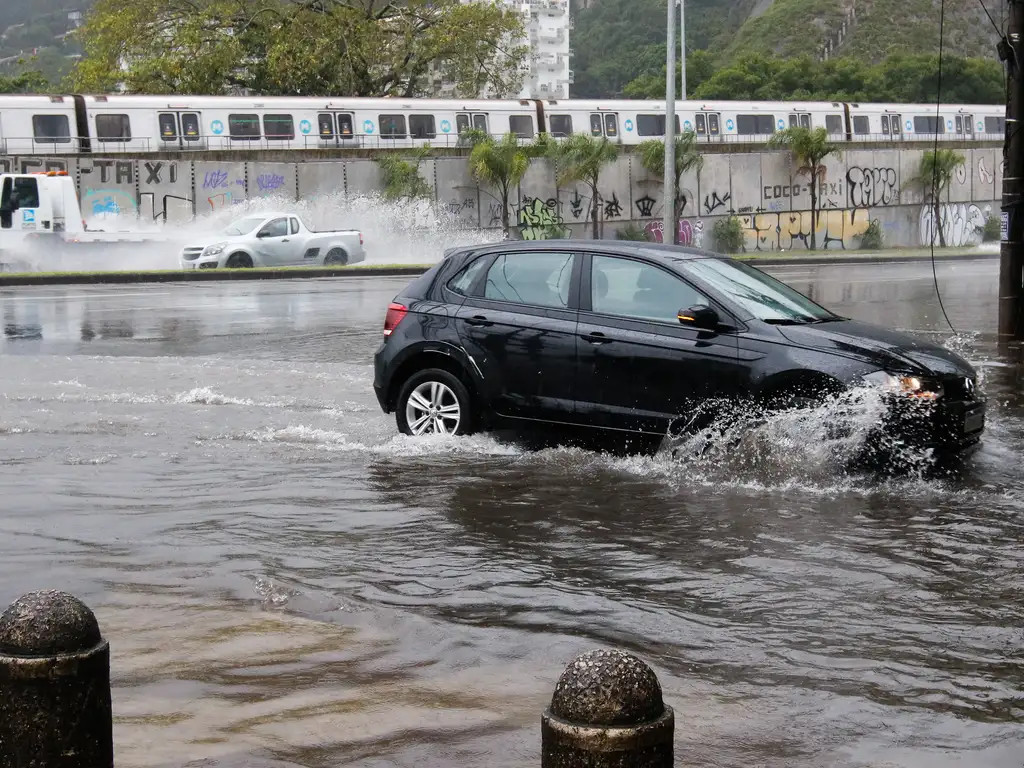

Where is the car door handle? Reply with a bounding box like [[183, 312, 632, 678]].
[[465, 315, 493, 327], [282, 238, 290, 242], [581, 331, 610, 344]]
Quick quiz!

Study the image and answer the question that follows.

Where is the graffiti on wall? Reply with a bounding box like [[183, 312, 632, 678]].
[[82, 188, 137, 218], [919, 203, 985, 248], [978, 156, 995, 184], [847, 167, 898, 208], [739, 208, 872, 251], [518, 197, 570, 240], [644, 219, 705, 247]]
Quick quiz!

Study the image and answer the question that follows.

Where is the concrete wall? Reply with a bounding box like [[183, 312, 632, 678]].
[[0, 147, 1002, 251]]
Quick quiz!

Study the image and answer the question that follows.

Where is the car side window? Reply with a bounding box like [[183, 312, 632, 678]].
[[289, 217, 300, 235], [484, 252, 574, 309], [448, 256, 490, 295], [591, 255, 709, 323], [259, 218, 288, 238]]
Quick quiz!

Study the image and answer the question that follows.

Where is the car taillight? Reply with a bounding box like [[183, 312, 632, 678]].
[[383, 302, 407, 337], [359, 232, 364, 245]]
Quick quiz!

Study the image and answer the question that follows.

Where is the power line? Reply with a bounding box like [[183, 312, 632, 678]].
[[930, 0, 957, 334]]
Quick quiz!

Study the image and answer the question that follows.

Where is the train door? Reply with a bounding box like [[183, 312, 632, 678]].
[[588, 113, 619, 139], [957, 113, 974, 138], [788, 112, 812, 129], [456, 113, 489, 137], [316, 112, 356, 147], [881, 112, 903, 141], [694, 112, 722, 142], [157, 111, 204, 150]]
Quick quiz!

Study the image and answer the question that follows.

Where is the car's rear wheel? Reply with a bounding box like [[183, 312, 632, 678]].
[[324, 248, 348, 266], [396, 368, 475, 436]]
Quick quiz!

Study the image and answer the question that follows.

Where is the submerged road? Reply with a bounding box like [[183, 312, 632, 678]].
[[0, 259, 1021, 768]]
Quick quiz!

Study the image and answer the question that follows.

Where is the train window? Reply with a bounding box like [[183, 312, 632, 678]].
[[409, 115, 436, 139], [955, 116, 963, 134], [985, 116, 1004, 133], [181, 113, 200, 140], [707, 114, 719, 135], [881, 115, 891, 135], [604, 113, 618, 137], [788, 114, 798, 128], [510, 115, 534, 138], [159, 114, 177, 140], [318, 113, 334, 138], [338, 114, 353, 137], [95, 114, 131, 142], [913, 116, 943, 133], [736, 114, 774, 135], [852, 116, 870, 135], [590, 114, 602, 136], [695, 114, 707, 135], [379, 114, 407, 138], [549, 115, 573, 136], [636, 114, 680, 136], [31, 114, 71, 143], [825, 114, 843, 135], [800, 114, 811, 128], [472, 114, 488, 132], [228, 114, 261, 139], [456, 114, 471, 133], [263, 114, 295, 140], [964, 114, 974, 134]]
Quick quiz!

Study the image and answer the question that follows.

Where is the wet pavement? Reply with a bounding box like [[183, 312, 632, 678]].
[[0, 257, 1021, 768]]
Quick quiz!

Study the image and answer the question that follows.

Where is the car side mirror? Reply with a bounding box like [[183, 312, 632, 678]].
[[678, 304, 719, 331]]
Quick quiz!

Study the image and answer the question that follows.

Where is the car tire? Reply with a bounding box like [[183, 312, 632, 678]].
[[324, 248, 348, 266], [396, 368, 476, 437], [225, 252, 253, 269]]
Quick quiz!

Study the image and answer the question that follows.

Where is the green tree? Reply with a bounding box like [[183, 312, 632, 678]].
[[547, 134, 618, 239], [70, 0, 527, 97], [0, 70, 49, 93], [767, 126, 841, 250], [467, 132, 542, 236], [906, 149, 967, 248], [376, 147, 434, 201], [636, 130, 704, 244], [622, 50, 716, 99]]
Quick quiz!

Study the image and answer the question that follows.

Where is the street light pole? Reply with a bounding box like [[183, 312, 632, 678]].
[[1000, 0, 1024, 340], [663, 0, 676, 244], [679, 0, 686, 99]]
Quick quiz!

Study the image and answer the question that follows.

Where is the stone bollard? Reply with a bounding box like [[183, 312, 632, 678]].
[[0, 590, 113, 768], [541, 649, 674, 768]]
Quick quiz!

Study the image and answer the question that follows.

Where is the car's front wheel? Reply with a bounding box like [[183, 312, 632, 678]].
[[396, 368, 475, 436]]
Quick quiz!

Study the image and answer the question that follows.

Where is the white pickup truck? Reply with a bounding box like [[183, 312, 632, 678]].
[[180, 212, 366, 270]]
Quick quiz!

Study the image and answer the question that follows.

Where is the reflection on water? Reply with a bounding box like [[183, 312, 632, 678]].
[[0, 262, 1022, 767]]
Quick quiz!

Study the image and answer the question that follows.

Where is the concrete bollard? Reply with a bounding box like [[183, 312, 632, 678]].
[[541, 649, 674, 768], [0, 590, 113, 768]]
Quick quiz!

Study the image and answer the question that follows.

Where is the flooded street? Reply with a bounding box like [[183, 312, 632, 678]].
[[0, 258, 1021, 767]]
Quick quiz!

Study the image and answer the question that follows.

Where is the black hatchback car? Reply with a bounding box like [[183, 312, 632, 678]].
[[373, 241, 985, 457]]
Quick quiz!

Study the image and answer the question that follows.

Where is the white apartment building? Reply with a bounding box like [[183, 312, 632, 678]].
[[516, 0, 572, 99]]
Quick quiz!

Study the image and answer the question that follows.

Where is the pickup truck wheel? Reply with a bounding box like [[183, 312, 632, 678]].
[[225, 252, 253, 269], [396, 368, 475, 437], [324, 248, 348, 266]]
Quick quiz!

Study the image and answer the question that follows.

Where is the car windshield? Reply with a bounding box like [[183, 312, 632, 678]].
[[674, 257, 838, 323], [223, 216, 266, 236]]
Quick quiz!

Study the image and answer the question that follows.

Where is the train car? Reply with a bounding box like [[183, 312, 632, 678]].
[[843, 102, 1005, 142], [76, 94, 542, 152], [0, 95, 82, 155]]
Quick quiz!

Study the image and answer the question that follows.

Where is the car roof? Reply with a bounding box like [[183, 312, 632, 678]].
[[460, 239, 724, 264]]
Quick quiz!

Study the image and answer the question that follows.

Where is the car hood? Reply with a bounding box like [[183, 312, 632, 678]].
[[774, 318, 975, 377]]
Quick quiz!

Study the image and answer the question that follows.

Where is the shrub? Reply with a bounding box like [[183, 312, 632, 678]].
[[983, 214, 1000, 242], [858, 219, 884, 250], [713, 216, 744, 253], [616, 223, 649, 241]]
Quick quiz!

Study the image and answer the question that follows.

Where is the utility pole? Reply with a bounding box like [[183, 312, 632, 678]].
[[679, 0, 686, 99], [999, 0, 1024, 340], [663, 0, 676, 244]]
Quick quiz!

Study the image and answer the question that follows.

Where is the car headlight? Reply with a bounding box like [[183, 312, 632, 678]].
[[863, 370, 943, 400], [203, 242, 227, 256]]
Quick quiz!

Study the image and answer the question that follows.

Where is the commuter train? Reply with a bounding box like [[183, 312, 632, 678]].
[[0, 94, 1007, 154]]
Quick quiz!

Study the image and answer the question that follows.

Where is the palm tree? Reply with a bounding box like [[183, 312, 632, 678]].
[[547, 133, 619, 239], [906, 149, 967, 247], [767, 126, 841, 250], [467, 132, 539, 237], [637, 130, 704, 244]]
